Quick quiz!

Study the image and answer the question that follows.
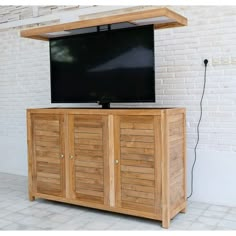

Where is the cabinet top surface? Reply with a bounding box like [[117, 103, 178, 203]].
[[27, 107, 186, 115]]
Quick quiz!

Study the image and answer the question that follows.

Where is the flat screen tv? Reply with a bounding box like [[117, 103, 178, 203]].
[[50, 25, 155, 107]]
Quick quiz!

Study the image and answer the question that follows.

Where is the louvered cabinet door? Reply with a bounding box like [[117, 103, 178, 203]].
[[69, 115, 109, 205], [115, 115, 161, 217], [31, 114, 65, 197]]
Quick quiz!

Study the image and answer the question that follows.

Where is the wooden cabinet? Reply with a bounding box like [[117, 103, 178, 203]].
[[27, 108, 186, 228]]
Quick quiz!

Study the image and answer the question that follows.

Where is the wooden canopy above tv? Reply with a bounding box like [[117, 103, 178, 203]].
[[20, 7, 187, 41]]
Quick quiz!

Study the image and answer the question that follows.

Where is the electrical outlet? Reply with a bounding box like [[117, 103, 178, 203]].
[[221, 57, 231, 65]]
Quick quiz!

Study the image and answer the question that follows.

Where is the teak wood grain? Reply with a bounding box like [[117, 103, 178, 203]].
[[20, 8, 187, 41], [27, 108, 186, 228]]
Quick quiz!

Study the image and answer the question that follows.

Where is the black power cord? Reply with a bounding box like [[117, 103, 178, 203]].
[[187, 59, 208, 199]]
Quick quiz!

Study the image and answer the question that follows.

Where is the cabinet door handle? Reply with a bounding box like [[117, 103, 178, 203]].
[[70, 155, 74, 159], [115, 160, 119, 164], [59, 154, 64, 159]]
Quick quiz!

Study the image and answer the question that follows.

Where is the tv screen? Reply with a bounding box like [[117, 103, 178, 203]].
[[50, 25, 155, 104]]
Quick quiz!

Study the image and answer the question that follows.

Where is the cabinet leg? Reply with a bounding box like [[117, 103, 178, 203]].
[[162, 219, 170, 229], [29, 193, 35, 201], [181, 207, 187, 213]]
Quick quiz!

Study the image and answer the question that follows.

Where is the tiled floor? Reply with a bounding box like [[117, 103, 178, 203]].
[[0, 172, 235, 230]]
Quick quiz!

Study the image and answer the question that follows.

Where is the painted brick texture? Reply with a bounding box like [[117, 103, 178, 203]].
[[0, 5, 236, 176]]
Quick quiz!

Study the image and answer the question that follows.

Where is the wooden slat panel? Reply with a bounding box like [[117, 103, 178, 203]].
[[122, 202, 155, 213], [34, 124, 59, 132], [36, 150, 60, 158], [121, 177, 155, 187], [122, 183, 154, 193], [37, 176, 61, 185], [121, 194, 155, 206], [34, 130, 59, 137], [75, 166, 103, 175], [74, 132, 102, 140], [74, 127, 102, 134], [76, 144, 103, 151], [121, 165, 154, 174], [36, 157, 60, 164], [75, 160, 103, 168], [121, 159, 154, 168], [76, 193, 103, 204], [122, 189, 154, 199], [120, 116, 154, 123], [37, 181, 61, 191], [37, 172, 60, 179], [76, 171, 104, 180], [35, 140, 59, 147], [74, 149, 103, 157], [71, 114, 108, 205], [121, 147, 154, 155], [121, 172, 154, 180], [121, 129, 154, 136], [168, 114, 183, 123], [118, 115, 156, 215], [120, 123, 153, 130], [76, 188, 104, 197], [120, 141, 154, 149], [120, 135, 154, 143], [34, 120, 59, 125], [37, 164, 61, 175], [75, 155, 103, 163], [35, 135, 59, 142], [35, 145, 59, 153], [75, 139, 102, 145], [76, 177, 103, 186], [74, 122, 102, 128], [76, 182, 103, 191], [121, 153, 154, 162]]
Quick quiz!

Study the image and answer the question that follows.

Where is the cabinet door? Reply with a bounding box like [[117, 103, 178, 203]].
[[69, 115, 109, 205], [115, 115, 161, 216], [31, 114, 65, 197]]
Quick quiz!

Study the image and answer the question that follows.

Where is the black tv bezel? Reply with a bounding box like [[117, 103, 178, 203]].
[[49, 24, 155, 104]]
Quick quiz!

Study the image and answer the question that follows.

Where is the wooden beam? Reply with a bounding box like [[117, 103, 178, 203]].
[[20, 7, 187, 40]]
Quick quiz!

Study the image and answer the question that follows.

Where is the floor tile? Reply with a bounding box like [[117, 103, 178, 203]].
[[0, 172, 235, 231], [186, 207, 205, 215], [190, 201, 210, 210], [174, 212, 199, 221], [169, 219, 193, 229], [203, 210, 227, 219], [4, 212, 28, 222], [229, 208, 236, 214], [188, 222, 216, 230], [223, 213, 236, 222], [208, 205, 230, 213], [197, 216, 221, 226], [0, 219, 13, 228], [46, 213, 72, 223], [218, 220, 236, 230]]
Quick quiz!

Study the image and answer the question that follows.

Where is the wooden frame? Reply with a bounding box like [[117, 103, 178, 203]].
[[20, 7, 187, 41], [27, 108, 186, 228]]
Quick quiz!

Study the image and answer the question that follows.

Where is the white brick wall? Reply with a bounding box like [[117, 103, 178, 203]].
[[0, 5, 236, 206]]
